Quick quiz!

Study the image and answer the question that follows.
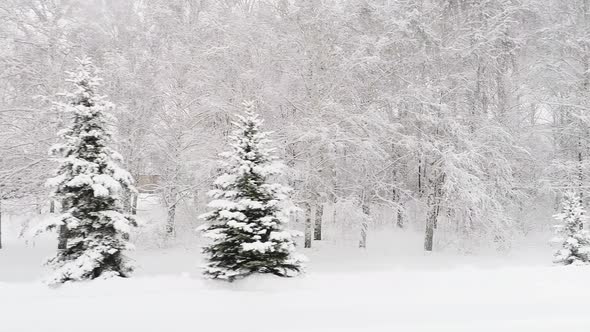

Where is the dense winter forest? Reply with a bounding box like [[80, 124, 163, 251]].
[[2, 0, 590, 252], [2, 0, 590, 330]]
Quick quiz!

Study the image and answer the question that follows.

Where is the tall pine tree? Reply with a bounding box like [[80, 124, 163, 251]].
[[45, 58, 136, 283], [552, 192, 590, 265], [197, 102, 304, 281]]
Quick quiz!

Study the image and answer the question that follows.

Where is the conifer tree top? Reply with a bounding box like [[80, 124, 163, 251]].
[[47, 57, 132, 197]]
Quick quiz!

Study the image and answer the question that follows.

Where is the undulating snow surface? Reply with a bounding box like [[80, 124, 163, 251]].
[[1, 236, 588, 332]]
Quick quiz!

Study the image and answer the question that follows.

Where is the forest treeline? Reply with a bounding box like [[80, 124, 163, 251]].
[[1, 0, 590, 252]]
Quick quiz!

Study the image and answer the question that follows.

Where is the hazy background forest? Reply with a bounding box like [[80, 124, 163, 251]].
[[1, 0, 589, 254]]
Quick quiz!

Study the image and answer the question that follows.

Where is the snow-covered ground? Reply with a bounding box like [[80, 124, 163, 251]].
[[1, 231, 589, 332]]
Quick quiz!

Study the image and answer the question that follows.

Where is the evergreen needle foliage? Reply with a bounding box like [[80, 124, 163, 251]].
[[198, 102, 304, 281], [45, 58, 136, 284], [553, 192, 590, 265]]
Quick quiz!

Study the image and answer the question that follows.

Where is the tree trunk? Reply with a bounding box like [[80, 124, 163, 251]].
[[418, 160, 422, 196], [131, 193, 138, 215], [433, 205, 441, 229], [359, 200, 369, 248], [578, 137, 584, 230], [314, 203, 323, 240], [424, 206, 436, 251], [396, 202, 404, 229], [0, 199, 3, 249], [425, 172, 444, 251], [57, 199, 68, 249], [393, 182, 404, 228], [581, 0, 589, 210], [304, 202, 312, 248], [166, 187, 178, 237], [57, 225, 68, 250], [584, 0, 590, 91], [166, 203, 176, 237], [123, 188, 132, 213]]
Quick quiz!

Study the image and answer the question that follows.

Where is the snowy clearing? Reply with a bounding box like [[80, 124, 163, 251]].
[[1, 240, 588, 332]]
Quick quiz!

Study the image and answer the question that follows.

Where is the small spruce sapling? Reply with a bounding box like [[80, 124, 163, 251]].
[[552, 191, 590, 265]]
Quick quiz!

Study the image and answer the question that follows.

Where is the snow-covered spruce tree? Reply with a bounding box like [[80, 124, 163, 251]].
[[197, 102, 304, 281], [552, 192, 590, 265], [45, 57, 136, 283]]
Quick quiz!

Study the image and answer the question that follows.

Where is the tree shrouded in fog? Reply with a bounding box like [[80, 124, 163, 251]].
[[197, 102, 304, 281], [44, 58, 136, 284]]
